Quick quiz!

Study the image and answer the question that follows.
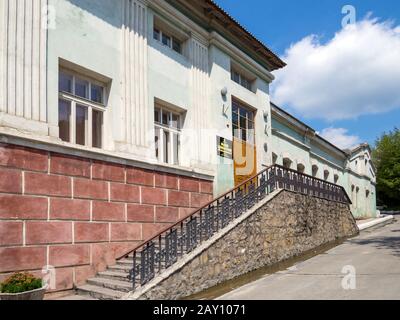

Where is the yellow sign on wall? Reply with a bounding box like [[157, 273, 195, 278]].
[[217, 136, 233, 159]]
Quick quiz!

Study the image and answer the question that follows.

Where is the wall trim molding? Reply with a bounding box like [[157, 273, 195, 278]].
[[0, 131, 215, 181]]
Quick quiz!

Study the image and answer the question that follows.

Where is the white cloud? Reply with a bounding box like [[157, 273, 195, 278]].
[[319, 127, 361, 150], [272, 18, 400, 120]]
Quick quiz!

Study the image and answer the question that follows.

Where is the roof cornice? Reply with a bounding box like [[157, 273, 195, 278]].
[[169, 0, 286, 71]]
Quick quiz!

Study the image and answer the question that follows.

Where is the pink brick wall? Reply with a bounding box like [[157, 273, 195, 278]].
[[0, 143, 214, 293]]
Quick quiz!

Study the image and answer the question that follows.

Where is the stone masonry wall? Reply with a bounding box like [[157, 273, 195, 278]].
[[0, 143, 213, 293], [136, 190, 358, 300]]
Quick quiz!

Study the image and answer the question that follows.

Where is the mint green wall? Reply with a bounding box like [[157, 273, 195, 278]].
[[48, 0, 123, 148], [46, 0, 376, 217], [272, 118, 307, 145], [209, 45, 272, 196], [271, 115, 377, 218]]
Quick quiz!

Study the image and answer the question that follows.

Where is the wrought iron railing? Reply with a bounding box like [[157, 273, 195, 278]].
[[121, 164, 351, 290]]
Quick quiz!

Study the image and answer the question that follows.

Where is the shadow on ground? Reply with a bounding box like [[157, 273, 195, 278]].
[[351, 218, 400, 257]]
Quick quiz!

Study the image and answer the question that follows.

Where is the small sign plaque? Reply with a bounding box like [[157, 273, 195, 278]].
[[217, 136, 233, 159]]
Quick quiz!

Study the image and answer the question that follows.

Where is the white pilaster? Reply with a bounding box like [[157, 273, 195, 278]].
[[122, 0, 149, 147], [0, 0, 48, 128]]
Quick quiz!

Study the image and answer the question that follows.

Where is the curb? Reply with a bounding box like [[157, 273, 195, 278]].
[[357, 215, 394, 231]]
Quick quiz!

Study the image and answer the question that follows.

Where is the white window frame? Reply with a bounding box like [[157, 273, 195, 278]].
[[58, 69, 106, 148], [231, 68, 254, 91], [232, 99, 256, 145], [153, 26, 183, 55], [154, 105, 182, 166]]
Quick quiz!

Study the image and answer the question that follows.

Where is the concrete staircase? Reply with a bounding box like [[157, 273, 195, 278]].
[[71, 164, 352, 300], [76, 237, 184, 299], [76, 256, 135, 300]]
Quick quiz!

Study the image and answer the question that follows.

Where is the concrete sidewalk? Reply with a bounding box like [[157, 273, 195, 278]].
[[218, 217, 400, 300]]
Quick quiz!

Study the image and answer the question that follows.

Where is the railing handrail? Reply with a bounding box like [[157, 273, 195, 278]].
[[272, 164, 352, 204], [117, 164, 351, 260], [117, 165, 272, 260]]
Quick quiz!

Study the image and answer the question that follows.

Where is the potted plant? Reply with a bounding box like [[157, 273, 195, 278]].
[[0, 272, 46, 300]]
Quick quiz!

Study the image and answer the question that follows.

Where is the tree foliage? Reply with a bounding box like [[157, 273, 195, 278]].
[[372, 128, 400, 209]]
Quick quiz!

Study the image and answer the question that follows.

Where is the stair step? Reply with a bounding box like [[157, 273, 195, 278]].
[[76, 284, 125, 300], [108, 264, 131, 272], [117, 259, 134, 265], [56, 294, 97, 300], [87, 277, 133, 293], [98, 270, 131, 282]]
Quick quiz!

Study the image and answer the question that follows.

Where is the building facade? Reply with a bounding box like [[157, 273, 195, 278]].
[[270, 104, 376, 218], [0, 0, 376, 292]]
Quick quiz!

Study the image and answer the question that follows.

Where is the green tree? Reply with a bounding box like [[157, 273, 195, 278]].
[[372, 128, 400, 209]]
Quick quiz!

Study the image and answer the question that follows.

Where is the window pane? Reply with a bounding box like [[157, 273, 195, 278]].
[[248, 120, 254, 130], [247, 130, 254, 145], [241, 76, 251, 90], [92, 110, 102, 148], [91, 84, 104, 104], [162, 33, 171, 47], [171, 113, 179, 129], [154, 108, 160, 123], [232, 71, 240, 83], [173, 133, 179, 165], [58, 99, 71, 142], [59, 72, 72, 93], [233, 125, 239, 139], [155, 127, 160, 160], [162, 110, 169, 126], [248, 111, 254, 122], [232, 102, 238, 114], [75, 78, 89, 99], [240, 116, 246, 129], [163, 130, 170, 163], [240, 107, 247, 118], [153, 28, 160, 41], [248, 119, 255, 143], [241, 128, 247, 142], [172, 38, 181, 53], [232, 112, 238, 127], [76, 105, 87, 146]]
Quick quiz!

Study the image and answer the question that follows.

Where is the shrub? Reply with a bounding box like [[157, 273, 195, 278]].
[[0, 272, 43, 294]]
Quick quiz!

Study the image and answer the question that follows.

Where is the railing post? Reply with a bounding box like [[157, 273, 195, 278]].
[[158, 235, 162, 273], [131, 251, 136, 290]]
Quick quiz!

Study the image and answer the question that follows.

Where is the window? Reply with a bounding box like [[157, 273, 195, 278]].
[[297, 164, 305, 173], [58, 70, 105, 148], [272, 153, 278, 165], [154, 105, 182, 165], [324, 170, 330, 181], [283, 158, 292, 169], [334, 174, 339, 184], [153, 27, 183, 55], [232, 99, 255, 144], [312, 165, 319, 178], [231, 68, 254, 91]]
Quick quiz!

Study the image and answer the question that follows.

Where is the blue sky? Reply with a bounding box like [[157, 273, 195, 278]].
[[215, 0, 400, 148]]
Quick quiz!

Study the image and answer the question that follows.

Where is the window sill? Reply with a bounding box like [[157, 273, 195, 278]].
[[230, 80, 256, 95], [151, 39, 189, 64]]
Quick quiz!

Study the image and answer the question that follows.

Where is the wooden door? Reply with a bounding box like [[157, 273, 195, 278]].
[[232, 99, 257, 186]]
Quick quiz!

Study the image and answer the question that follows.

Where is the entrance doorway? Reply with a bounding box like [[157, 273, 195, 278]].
[[232, 98, 257, 186]]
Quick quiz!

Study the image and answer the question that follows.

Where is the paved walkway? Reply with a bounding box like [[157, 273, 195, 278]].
[[219, 217, 400, 300]]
